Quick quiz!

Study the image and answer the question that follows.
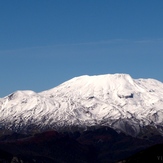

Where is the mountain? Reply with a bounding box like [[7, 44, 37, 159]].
[[0, 127, 163, 163], [1, 127, 163, 163], [119, 143, 163, 163], [0, 130, 97, 163], [0, 73, 163, 136]]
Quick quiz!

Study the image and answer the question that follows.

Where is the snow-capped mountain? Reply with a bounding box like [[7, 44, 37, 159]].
[[1, 73, 163, 136]]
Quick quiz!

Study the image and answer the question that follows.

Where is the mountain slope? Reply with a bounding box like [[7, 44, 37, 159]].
[[0, 130, 96, 163], [0, 73, 163, 136]]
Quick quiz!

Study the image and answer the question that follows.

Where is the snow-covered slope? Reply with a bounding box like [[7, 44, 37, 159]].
[[1, 74, 163, 136]]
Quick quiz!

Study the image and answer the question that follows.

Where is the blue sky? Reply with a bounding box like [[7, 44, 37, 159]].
[[0, 0, 163, 97]]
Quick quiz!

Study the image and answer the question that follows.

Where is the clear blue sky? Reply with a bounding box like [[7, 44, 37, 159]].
[[0, 0, 163, 97]]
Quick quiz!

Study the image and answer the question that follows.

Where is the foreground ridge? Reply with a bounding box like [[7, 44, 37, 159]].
[[0, 73, 163, 136]]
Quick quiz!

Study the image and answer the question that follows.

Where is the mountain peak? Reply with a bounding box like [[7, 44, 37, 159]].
[[41, 73, 136, 99], [7, 90, 36, 100]]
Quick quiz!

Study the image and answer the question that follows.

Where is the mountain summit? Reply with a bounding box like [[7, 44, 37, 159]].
[[0, 73, 163, 136]]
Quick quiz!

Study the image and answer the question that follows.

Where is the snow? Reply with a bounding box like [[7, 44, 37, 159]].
[[0, 73, 163, 136]]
